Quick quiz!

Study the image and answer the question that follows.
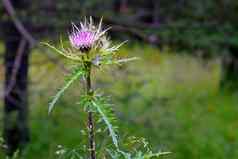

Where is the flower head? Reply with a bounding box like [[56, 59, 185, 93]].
[[43, 17, 132, 64], [69, 30, 95, 52], [69, 17, 109, 53]]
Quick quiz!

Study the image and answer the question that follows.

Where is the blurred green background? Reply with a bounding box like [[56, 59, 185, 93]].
[[1, 0, 238, 159]]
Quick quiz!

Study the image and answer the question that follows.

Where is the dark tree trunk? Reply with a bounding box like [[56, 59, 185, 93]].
[[3, 1, 30, 154], [221, 45, 238, 90], [3, 22, 30, 156]]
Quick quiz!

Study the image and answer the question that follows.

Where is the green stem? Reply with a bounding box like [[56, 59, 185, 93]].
[[85, 62, 96, 159]]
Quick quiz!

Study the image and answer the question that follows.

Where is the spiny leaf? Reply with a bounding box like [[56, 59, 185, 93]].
[[101, 40, 128, 56], [48, 68, 85, 114], [41, 42, 82, 61], [92, 99, 119, 148], [101, 57, 139, 66], [116, 57, 140, 64], [144, 151, 171, 159]]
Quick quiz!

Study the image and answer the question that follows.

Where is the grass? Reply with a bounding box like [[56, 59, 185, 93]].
[[0, 43, 238, 159]]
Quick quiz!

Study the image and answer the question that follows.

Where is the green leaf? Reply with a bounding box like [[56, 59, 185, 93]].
[[49, 68, 85, 114], [116, 57, 140, 64], [144, 151, 171, 159], [92, 100, 119, 148], [41, 42, 82, 61]]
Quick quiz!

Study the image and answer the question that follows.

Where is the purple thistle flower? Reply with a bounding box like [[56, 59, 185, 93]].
[[69, 30, 96, 52], [43, 17, 128, 62], [69, 17, 110, 53]]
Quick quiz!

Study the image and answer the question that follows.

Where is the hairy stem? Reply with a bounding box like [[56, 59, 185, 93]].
[[85, 62, 96, 159]]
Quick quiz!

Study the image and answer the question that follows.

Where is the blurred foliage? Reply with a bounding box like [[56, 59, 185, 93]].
[[1, 0, 238, 54]]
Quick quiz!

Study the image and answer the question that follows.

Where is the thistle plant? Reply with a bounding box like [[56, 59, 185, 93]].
[[43, 17, 168, 159]]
